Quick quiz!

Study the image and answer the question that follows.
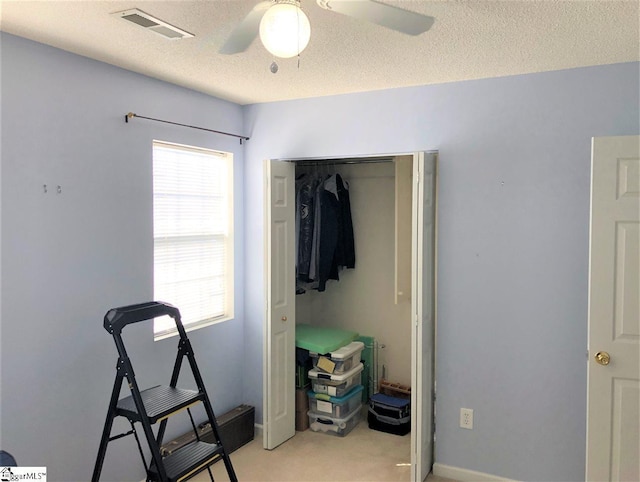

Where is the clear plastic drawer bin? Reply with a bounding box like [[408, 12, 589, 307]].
[[307, 403, 361, 437], [308, 385, 363, 418], [308, 363, 363, 398], [310, 341, 364, 374]]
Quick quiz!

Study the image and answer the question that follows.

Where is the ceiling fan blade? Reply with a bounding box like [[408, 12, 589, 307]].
[[219, 1, 272, 55], [317, 0, 434, 35]]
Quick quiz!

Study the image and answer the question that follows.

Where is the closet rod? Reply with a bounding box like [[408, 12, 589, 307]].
[[291, 157, 394, 166], [124, 112, 250, 144]]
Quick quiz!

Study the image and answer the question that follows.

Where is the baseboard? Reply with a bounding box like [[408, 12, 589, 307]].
[[254, 423, 263, 438], [433, 463, 519, 482]]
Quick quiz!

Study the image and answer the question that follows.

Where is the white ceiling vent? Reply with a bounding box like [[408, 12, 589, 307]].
[[112, 9, 194, 39]]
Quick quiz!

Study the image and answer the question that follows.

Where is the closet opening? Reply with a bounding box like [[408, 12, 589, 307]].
[[264, 152, 437, 482]]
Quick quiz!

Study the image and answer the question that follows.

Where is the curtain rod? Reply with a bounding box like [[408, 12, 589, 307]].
[[124, 112, 250, 144], [291, 157, 394, 166]]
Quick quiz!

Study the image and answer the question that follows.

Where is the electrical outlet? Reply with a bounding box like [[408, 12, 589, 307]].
[[460, 408, 473, 429]]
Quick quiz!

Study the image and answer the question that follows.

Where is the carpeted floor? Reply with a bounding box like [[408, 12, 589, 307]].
[[198, 410, 456, 482]]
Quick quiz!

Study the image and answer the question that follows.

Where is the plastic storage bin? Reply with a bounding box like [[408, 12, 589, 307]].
[[368, 393, 410, 419], [308, 385, 363, 418], [310, 341, 364, 374], [308, 403, 362, 437], [368, 393, 411, 436], [308, 363, 363, 397], [367, 409, 410, 436]]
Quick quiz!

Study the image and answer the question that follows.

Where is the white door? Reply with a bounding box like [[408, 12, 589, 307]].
[[586, 136, 640, 482], [411, 152, 437, 482], [264, 159, 296, 449]]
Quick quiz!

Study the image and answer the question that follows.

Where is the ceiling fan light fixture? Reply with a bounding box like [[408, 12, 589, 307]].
[[259, 1, 311, 58]]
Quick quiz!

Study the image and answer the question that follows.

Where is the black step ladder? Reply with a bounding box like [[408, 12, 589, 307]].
[[92, 301, 238, 482]]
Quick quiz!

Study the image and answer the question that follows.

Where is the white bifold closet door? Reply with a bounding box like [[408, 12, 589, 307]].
[[412, 152, 437, 482], [264, 159, 296, 450]]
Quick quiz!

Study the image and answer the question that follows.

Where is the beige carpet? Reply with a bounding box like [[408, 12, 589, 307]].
[[199, 410, 456, 482]]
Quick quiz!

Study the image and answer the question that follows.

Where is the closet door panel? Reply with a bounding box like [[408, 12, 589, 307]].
[[411, 152, 437, 482], [264, 159, 296, 450]]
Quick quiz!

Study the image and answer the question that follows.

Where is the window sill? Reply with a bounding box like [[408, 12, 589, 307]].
[[154, 314, 233, 342]]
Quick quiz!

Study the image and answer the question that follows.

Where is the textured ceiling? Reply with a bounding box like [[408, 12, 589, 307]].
[[0, 1, 638, 105]]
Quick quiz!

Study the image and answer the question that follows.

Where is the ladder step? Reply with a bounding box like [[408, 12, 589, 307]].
[[116, 385, 204, 424], [148, 441, 224, 482]]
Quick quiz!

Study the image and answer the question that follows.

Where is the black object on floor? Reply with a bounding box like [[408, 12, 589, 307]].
[[368, 392, 411, 436], [161, 405, 255, 457]]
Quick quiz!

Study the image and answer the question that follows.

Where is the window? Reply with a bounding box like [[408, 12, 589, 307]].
[[152, 140, 233, 339]]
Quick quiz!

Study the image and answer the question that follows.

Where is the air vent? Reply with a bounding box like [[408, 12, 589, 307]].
[[112, 9, 194, 39]]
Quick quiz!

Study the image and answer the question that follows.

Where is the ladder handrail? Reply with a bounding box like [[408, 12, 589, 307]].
[[104, 301, 180, 334]]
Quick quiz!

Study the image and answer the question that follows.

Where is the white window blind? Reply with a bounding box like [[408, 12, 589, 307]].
[[153, 141, 233, 339]]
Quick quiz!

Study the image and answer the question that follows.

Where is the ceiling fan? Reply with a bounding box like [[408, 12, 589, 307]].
[[219, 0, 435, 59]]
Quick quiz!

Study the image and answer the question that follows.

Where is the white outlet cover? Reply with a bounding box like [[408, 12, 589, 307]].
[[460, 408, 474, 429]]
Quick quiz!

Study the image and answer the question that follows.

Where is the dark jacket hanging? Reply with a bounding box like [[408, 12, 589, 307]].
[[335, 173, 355, 269], [295, 169, 356, 293], [296, 175, 318, 282]]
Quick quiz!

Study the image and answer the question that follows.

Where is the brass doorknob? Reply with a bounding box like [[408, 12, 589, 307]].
[[595, 351, 610, 366], [281, 316, 287, 322]]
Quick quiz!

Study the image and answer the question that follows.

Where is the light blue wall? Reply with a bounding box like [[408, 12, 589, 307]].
[[242, 62, 640, 481], [0, 33, 246, 482]]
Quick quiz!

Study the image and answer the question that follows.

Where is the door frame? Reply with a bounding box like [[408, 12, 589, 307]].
[[264, 151, 438, 481]]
